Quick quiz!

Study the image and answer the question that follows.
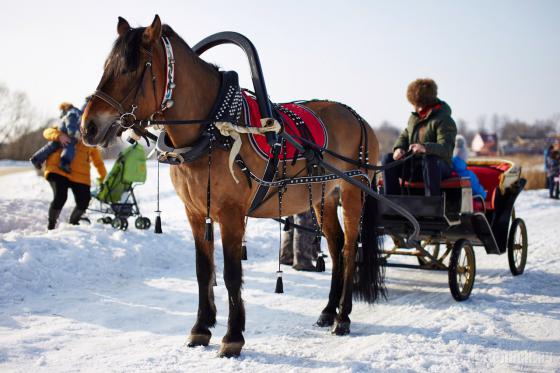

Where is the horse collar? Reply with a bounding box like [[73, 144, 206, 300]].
[[155, 71, 243, 165]]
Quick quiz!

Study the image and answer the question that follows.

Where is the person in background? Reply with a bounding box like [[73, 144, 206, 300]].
[[544, 145, 553, 190], [452, 135, 487, 199], [280, 210, 320, 271], [382, 78, 457, 196], [546, 150, 559, 199], [30, 102, 82, 172], [42, 122, 107, 229]]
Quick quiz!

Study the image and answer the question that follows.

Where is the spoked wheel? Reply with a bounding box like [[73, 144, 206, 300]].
[[507, 218, 528, 276], [120, 218, 129, 231], [142, 217, 151, 229], [448, 239, 476, 301]]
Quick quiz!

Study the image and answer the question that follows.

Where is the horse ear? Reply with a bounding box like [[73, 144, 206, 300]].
[[143, 15, 162, 43], [117, 17, 131, 36]]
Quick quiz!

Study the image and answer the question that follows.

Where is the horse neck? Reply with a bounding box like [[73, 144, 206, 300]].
[[164, 42, 220, 148]]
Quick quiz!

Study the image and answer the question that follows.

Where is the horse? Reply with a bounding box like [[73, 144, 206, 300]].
[[81, 15, 384, 357]]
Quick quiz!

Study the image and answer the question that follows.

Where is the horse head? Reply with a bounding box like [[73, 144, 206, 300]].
[[81, 15, 166, 147]]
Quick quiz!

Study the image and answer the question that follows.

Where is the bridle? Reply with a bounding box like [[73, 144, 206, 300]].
[[90, 36, 179, 136]]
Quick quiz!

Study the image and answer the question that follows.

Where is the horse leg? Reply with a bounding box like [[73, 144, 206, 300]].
[[315, 188, 345, 327], [186, 212, 217, 348], [217, 211, 246, 357], [332, 184, 362, 335]]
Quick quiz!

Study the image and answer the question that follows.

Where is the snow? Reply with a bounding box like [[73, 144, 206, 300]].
[[0, 161, 559, 372]]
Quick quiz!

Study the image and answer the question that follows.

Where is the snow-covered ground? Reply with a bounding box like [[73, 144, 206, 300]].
[[0, 161, 559, 372]]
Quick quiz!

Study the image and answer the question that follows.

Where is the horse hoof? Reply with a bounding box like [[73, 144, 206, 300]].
[[315, 312, 335, 327], [187, 333, 211, 347], [218, 341, 244, 358], [331, 320, 350, 336]]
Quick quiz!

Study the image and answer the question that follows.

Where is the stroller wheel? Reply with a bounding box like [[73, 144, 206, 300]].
[[120, 218, 129, 231], [97, 217, 105, 224], [111, 218, 122, 229], [135, 217, 145, 230], [142, 217, 151, 230], [103, 216, 113, 224]]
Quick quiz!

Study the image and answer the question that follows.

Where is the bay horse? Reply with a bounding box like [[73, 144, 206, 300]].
[[81, 15, 384, 357]]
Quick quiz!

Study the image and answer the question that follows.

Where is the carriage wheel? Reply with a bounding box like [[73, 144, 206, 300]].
[[120, 218, 129, 231], [448, 239, 476, 301], [103, 216, 113, 224], [135, 217, 145, 230], [142, 217, 151, 230], [507, 218, 528, 276]]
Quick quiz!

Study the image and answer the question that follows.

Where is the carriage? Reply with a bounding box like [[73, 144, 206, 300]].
[[378, 158, 528, 301]]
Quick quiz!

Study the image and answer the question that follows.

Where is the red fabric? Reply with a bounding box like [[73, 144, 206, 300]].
[[403, 177, 472, 189], [418, 103, 442, 119], [473, 198, 485, 212], [467, 165, 509, 210], [242, 92, 327, 160]]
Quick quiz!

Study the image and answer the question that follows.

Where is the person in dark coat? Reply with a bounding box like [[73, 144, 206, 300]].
[[280, 210, 320, 271], [382, 78, 457, 196], [546, 150, 559, 198]]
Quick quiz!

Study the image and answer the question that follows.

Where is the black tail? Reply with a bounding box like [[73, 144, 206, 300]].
[[353, 194, 386, 303]]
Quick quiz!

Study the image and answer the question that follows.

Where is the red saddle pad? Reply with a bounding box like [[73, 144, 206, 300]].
[[242, 92, 328, 160]]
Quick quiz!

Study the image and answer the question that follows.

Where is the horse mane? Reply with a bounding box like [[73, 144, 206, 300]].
[[101, 24, 217, 86]]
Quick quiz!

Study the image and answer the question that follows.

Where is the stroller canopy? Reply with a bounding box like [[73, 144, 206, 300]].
[[95, 143, 147, 203]]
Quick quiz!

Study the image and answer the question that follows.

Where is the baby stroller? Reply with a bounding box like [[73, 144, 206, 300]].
[[90, 143, 151, 231]]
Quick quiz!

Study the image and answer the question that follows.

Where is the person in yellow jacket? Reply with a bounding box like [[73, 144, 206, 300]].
[[43, 125, 107, 229]]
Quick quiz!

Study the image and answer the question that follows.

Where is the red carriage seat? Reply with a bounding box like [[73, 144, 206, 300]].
[[467, 164, 509, 211]]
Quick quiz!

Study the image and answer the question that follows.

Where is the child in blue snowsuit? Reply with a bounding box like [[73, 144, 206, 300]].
[[452, 135, 487, 199], [30, 103, 82, 173]]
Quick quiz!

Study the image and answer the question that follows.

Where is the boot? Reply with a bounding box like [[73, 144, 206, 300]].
[[69, 208, 85, 225], [48, 207, 62, 230]]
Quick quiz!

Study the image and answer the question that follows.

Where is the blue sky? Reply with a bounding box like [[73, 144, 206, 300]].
[[0, 0, 558, 129]]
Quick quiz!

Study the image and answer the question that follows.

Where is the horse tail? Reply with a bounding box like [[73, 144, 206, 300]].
[[353, 192, 387, 304]]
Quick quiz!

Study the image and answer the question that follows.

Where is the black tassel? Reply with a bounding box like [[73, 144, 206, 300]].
[[316, 255, 326, 272], [241, 241, 248, 260], [275, 271, 284, 293], [204, 218, 213, 241], [154, 214, 163, 234]]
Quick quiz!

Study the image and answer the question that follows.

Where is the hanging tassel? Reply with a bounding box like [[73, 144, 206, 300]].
[[275, 271, 284, 294], [241, 239, 248, 260], [154, 151, 163, 234], [155, 212, 163, 234], [204, 217, 213, 241]]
